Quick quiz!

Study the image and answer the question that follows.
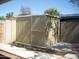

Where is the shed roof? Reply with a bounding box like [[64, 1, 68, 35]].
[[61, 14, 79, 21]]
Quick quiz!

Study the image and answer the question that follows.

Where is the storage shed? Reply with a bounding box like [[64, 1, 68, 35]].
[[15, 15, 60, 47]]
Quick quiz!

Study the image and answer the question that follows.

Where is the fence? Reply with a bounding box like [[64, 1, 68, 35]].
[[0, 20, 16, 44], [0, 20, 4, 43]]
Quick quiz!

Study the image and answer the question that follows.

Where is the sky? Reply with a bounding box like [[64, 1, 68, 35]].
[[0, 0, 79, 16]]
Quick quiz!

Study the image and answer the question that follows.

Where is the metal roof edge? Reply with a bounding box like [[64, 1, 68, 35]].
[[15, 14, 45, 18], [15, 14, 60, 19], [45, 14, 60, 19]]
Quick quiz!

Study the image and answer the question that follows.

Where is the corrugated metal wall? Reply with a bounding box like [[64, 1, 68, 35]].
[[16, 15, 60, 47]]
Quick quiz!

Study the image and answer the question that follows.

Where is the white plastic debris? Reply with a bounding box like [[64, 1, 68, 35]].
[[0, 43, 37, 58], [52, 42, 72, 52], [34, 52, 66, 59], [1, 43, 79, 59], [64, 53, 79, 59]]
